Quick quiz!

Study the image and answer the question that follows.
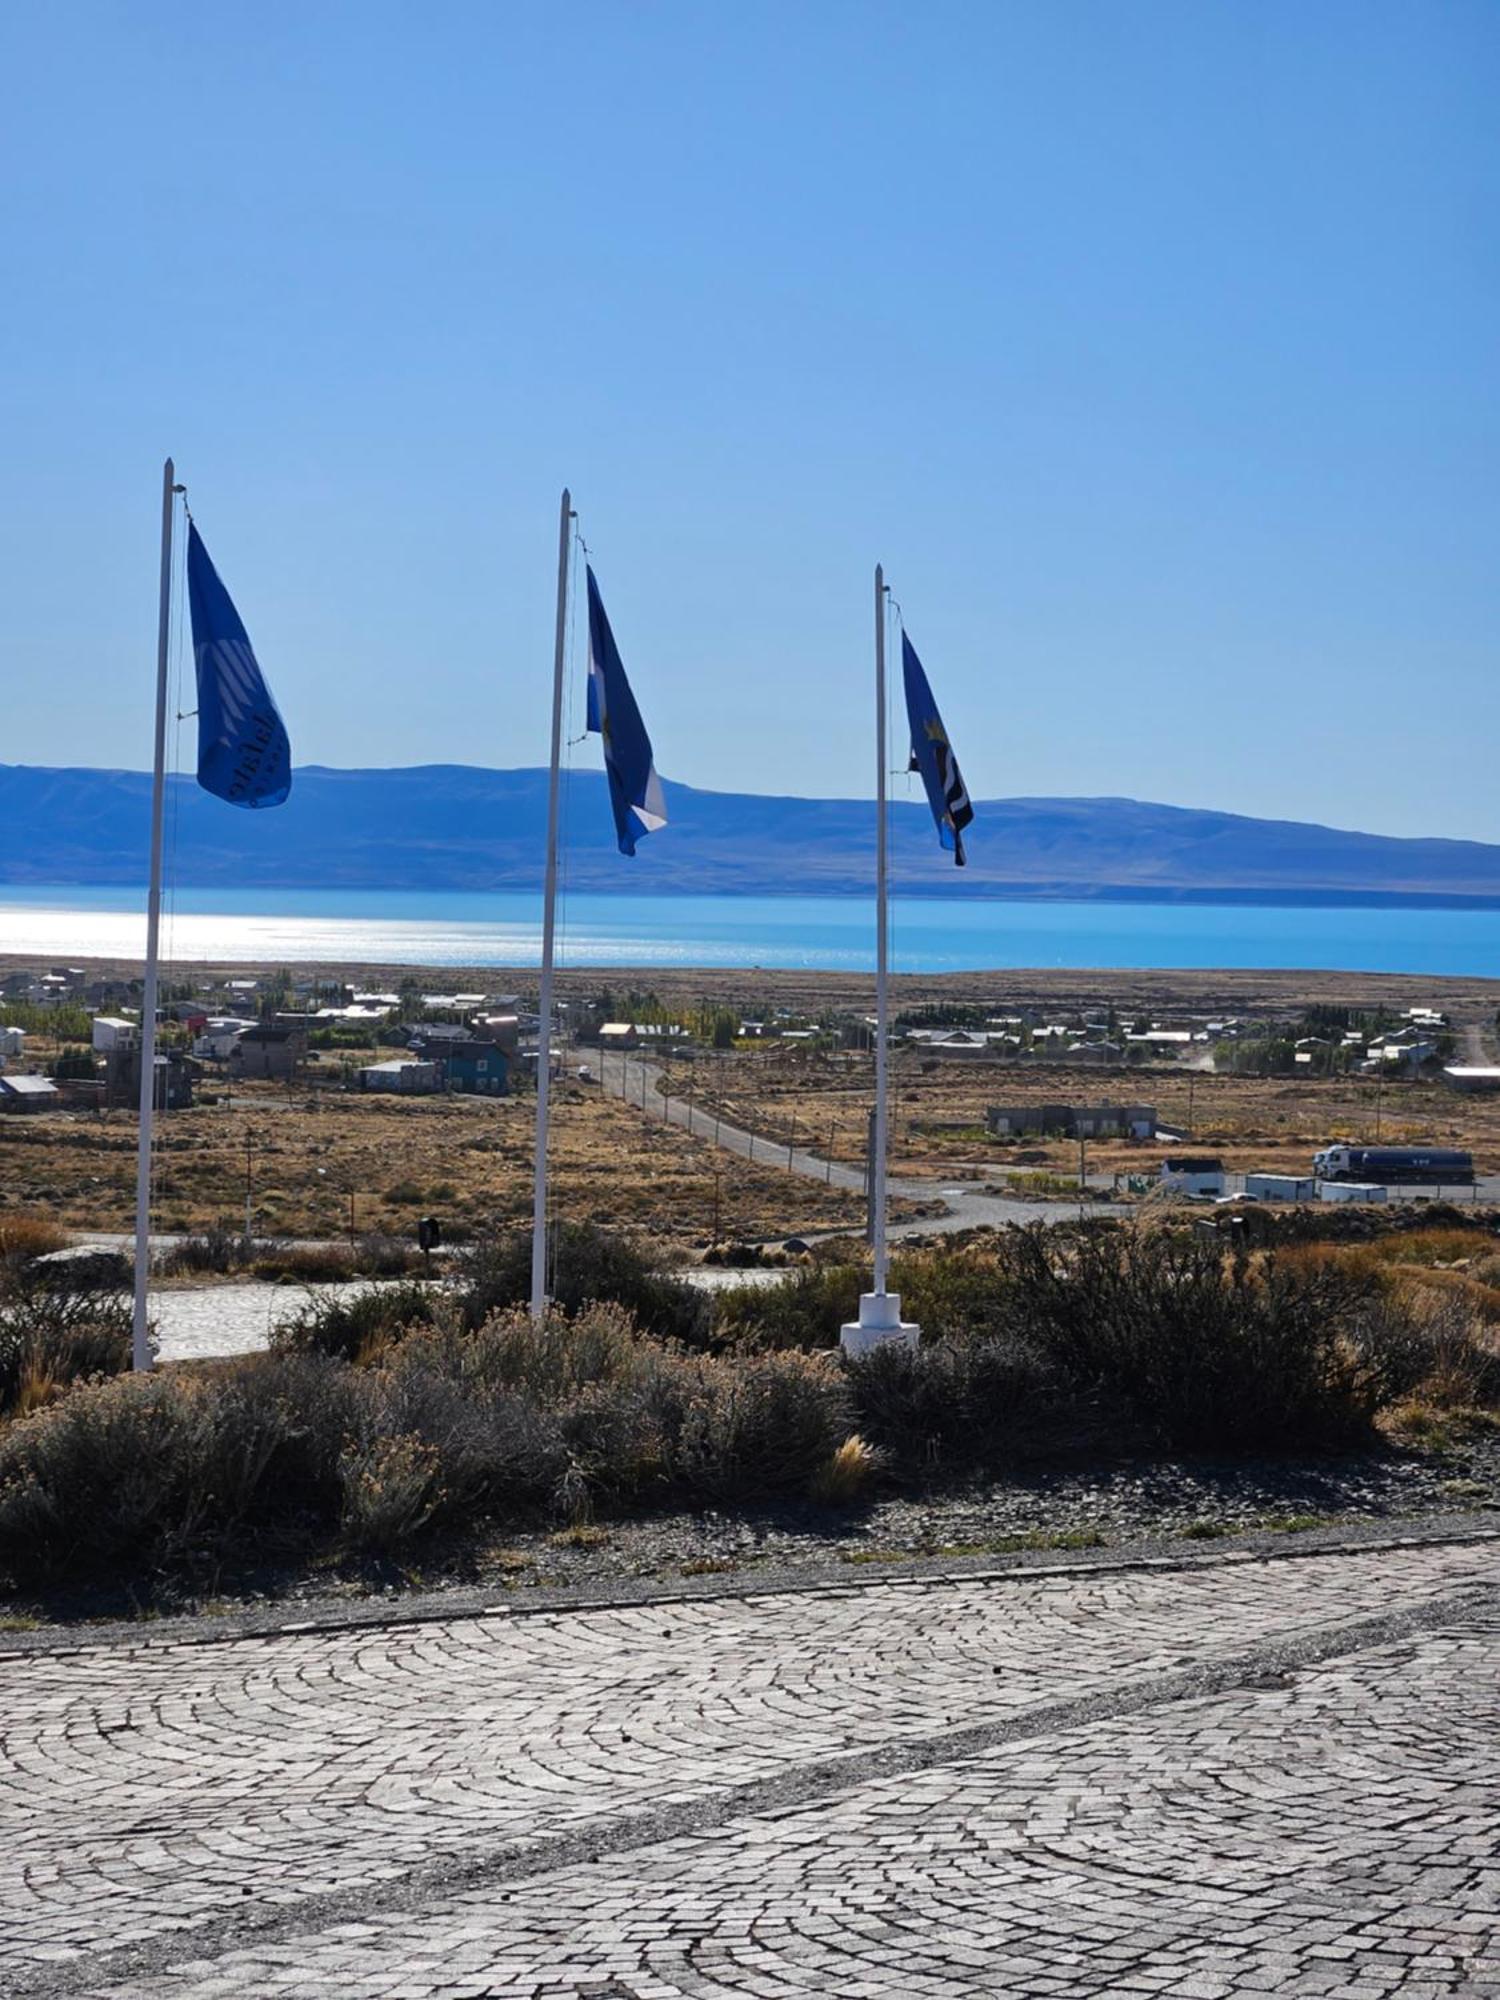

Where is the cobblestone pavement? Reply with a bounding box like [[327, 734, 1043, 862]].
[[3, 1534, 1495, 1997]]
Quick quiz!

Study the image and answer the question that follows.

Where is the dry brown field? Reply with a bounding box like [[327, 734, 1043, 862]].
[[5, 955, 1499, 1240], [0, 1079, 874, 1250], [680, 1045, 1500, 1186]]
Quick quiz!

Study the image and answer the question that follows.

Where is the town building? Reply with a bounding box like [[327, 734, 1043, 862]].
[[1160, 1155, 1226, 1196], [359, 1059, 441, 1094], [441, 1041, 511, 1095], [231, 1024, 305, 1081], [0, 1074, 61, 1112], [988, 1102, 1156, 1140]]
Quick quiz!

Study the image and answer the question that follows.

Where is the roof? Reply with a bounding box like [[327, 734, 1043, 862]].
[[0, 1074, 60, 1097]]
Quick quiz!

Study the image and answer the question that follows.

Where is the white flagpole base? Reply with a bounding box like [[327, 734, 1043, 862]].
[[839, 1291, 920, 1358]]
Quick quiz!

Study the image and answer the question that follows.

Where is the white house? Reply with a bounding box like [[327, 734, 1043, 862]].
[[0, 1025, 23, 1060], [91, 1015, 138, 1054], [1160, 1155, 1226, 1197], [193, 1017, 257, 1061]]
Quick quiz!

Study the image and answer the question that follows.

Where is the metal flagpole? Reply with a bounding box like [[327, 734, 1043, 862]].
[[131, 457, 178, 1372], [840, 565, 916, 1355], [531, 488, 572, 1323], [872, 563, 889, 1293]]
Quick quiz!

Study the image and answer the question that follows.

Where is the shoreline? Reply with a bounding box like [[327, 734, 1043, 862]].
[[5, 950, 1500, 1014]]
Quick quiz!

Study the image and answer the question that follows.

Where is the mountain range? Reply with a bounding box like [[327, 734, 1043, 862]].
[[3, 764, 1500, 907]]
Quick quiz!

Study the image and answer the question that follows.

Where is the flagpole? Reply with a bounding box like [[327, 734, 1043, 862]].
[[841, 563, 916, 1355], [531, 487, 572, 1322], [131, 457, 177, 1372], [872, 562, 889, 1295]]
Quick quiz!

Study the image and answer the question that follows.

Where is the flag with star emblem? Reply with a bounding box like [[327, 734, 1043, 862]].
[[586, 564, 667, 856], [902, 633, 973, 865], [186, 522, 291, 809]]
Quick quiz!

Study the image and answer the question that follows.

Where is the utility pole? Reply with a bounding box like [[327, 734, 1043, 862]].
[[1187, 1070, 1196, 1139], [711, 1167, 722, 1243], [243, 1126, 253, 1248]]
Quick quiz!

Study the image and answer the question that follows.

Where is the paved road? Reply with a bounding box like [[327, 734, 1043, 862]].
[[2, 1530, 1496, 1996], [597, 1051, 1097, 1235]]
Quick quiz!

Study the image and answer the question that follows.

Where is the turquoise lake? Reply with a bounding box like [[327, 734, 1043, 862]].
[[4, 885, 1500, 976]]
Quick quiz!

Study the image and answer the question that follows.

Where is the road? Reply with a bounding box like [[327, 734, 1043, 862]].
[[3, 1526, 1495, 1997], [599, 1051, 1500, 1235], [596, 1050, 1106, 1235]]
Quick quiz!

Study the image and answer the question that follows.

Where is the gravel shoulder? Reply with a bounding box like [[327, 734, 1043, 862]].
[[4, 1431, 1496, 1645]]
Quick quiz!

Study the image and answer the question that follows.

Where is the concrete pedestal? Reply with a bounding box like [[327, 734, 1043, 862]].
[[839, 1290, 920, 1358]]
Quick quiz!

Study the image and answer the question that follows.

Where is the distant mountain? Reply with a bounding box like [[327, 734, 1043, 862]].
[[3, 763, 1500, 906]]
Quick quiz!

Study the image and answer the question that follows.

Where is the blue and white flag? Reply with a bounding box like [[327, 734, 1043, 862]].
[[186, 522, 291, 809], [903, 633, 973, 866], [586, 565, 667, 856]]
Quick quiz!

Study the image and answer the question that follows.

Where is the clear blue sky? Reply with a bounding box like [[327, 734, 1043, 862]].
[[2, 1, 1496, 839]]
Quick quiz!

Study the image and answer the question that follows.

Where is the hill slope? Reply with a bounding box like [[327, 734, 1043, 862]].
[[2, 764, 1499, 905]]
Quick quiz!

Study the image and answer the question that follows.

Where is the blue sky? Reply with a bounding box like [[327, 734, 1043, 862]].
[[2, 1, 1496, 839]]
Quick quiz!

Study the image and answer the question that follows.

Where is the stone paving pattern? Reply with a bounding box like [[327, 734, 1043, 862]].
[[2, 1536, 1496, 1997]]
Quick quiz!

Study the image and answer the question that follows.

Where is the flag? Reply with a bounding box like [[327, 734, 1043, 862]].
[[186, 522, 291, 809], [902, 633, 973, 866], [586, 565, 667, 856]]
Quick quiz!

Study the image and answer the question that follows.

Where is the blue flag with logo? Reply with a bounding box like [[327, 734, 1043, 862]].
[[903, 633, 973, 866], [586, 565, 667, 856], [186, 522, 291, 809]]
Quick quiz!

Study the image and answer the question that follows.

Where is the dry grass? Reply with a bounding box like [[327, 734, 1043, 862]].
[[0, 1214, 68, 1262], [0, 1079, 870, 1253]]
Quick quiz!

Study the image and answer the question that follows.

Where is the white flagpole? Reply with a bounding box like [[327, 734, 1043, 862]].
[[841, 562, 916, 1355], [130, 457, 177, 1372], [531, 487, 572, 1323], [872, 562, 889, 1294]]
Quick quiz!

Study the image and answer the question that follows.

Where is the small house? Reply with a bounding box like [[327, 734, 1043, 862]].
[[0, 1074, 61, 1113], [231, 1024, 305, 1081], [1160, 1154, 1226, 1196], [358, 1059, 440, 1095], [442, 1041, 511, 1096]]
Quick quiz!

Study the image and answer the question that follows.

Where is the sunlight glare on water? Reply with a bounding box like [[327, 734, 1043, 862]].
[[4, 885, 1500, 975]]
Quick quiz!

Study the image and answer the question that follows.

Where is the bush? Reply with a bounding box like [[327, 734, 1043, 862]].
[[458, 1222, 710, 1345], [0, 1271, 134, 1418], [848, 1330, 1088, 1474], [339, 1433, 443, 1553], [253, 1243, 358, 1284], [713, 1266, 861, 1350], [991, 1227, 1388, 1449], [270, 1281, 439, 1362], [159, 1223, 245, 1276], [0, 1214, 69, 1265], [671, 1351, 851, 1501], [0, 1352, 365, 1585]]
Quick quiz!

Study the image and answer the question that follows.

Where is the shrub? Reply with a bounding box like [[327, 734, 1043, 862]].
[[253, 1243, 358, 1284], [458, 1222, 710, 1345], [847, 1331, 1087, 1474], [992, 1227, 1387, 1449], [159, 1223, 245, 1276], [270, 1281, 438, 1362], [0, 1352, 366, 1585], [339, 1433, 443, 1553], [671, 1351, 851, 1501], [0, 1214, 69, 1265], [0, 1273, 134, 1419], [713, 1265, 861, 1350]]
